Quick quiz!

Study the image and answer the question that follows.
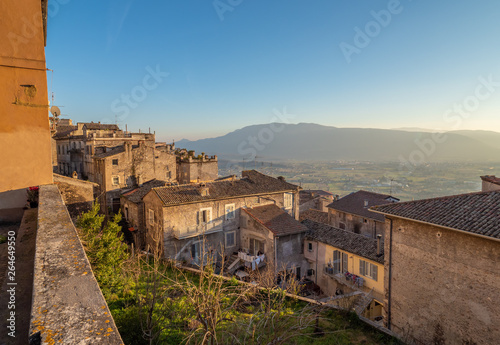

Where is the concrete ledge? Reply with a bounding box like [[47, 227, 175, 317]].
[[29, 185, 123, 344]]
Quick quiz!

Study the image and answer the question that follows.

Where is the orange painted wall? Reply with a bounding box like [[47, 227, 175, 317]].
[[0, 0, 53, 193]]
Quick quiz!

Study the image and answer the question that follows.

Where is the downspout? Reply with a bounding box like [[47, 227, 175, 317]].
[[387, 218, 393, 330], [315, 240, 319, 285], [274, 236, 278, 272]]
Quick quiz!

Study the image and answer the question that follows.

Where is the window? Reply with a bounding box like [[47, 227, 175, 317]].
[[191, 242, 201, 261], [225, 203, 235, 220], [308, 242, 313, 252], [342, 252, 349, 273], [112, 159, 118, 166], [363, 218, 368, 223], [359, 259, 378, 281], [339, 222, 346, 230], [225, 231, 236, 248], [148, 209, 154, 225], [199, 208, 212, 224], [333, 250, 341, 274], [112, 176, 119, 185], [284, 193, 293, 209], [166, 171, 171, 179], [339, 212, 346, 221], [249, 238, 264, 255], [57, 145, 60, 155]]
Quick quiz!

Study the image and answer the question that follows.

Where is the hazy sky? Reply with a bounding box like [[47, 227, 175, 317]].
[[46, 0, 500, 141]]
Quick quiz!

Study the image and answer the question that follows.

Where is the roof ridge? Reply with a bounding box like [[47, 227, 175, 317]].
[[303, 219, 382, 244], [372, 189, 500, 210]]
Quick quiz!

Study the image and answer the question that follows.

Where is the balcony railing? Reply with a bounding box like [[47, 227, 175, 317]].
[[172, 219, 223, 239], [323, 265, 384, 302]]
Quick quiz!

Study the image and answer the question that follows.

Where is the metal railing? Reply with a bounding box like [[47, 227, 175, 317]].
[[171, 219, 223, 239]]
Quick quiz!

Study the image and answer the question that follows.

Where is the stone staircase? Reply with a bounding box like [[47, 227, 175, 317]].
[[353, 288, 374, 316], [224, 254, 241, 274]]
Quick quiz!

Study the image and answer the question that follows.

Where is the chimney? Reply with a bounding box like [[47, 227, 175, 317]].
[[199, 183, 209, 197], [377, 234, 382, 255], [277, 176, 285, 182], [335, 194, 339, 201], [364, 200, 369, 208]]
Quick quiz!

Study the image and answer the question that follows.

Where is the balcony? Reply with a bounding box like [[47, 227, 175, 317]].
[[172, 219, 223, 239], [323, 265, 384, 302]]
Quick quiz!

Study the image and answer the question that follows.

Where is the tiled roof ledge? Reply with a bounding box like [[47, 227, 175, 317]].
[[29, 185, 123, 344]]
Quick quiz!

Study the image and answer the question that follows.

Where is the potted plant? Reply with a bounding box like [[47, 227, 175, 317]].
[[27, 186, 39, 208]]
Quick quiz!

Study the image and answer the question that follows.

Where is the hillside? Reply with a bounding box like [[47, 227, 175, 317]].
[[176, 123, 500, 162]]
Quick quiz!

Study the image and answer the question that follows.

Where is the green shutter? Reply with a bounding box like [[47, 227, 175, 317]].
[[372, 264, 378, 282]]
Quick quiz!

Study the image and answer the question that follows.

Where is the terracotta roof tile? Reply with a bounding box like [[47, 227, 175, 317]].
[[371, 190, 500, 239], [327, 190, 399, 222], [244, 204, 308, 236], [299, 209, 329, 224], [303, 219, 384, 264], [152, 170, 299, 206]]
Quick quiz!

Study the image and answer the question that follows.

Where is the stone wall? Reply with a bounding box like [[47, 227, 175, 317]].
[[53, 174, 97, 219], [328, 209, 385, 239], [384, 217, 500, 345], [30, 184, 122, 344]]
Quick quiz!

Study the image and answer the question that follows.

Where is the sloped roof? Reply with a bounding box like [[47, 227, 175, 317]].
[[481, 175, 500, 186], [243, 204, 308, 236], [83, 123, 120, 131], [152, 170, 299, 206], [371, 190, 500, 240], [53, 125, 77, 138], [299, 209, 329, 224], [303, 219, 384, 264], [93, 146, 126, 159], [122, 180, 169, 203], [327, 190, 399, 222]]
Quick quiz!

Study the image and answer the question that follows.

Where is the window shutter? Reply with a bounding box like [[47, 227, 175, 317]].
[[359, 260, 365, 276], [372, 264, 378, 282], [342, 253, 348, 273], [250, 239, 254, 254]]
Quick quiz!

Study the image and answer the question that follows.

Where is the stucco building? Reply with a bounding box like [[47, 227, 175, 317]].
[[372, 191, 500, 345], [0, 0, 53, 209], [140, 170, 300, 265], [303, 219, 385, 320], [327, 190, 398, 239]]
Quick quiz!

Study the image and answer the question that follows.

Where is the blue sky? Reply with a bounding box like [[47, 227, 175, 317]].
[[46, 0, 500, 141]]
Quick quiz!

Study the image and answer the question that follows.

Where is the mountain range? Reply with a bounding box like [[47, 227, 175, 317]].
[[176, 123, 500, 163]]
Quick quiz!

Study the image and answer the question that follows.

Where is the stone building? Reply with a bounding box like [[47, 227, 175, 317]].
[[299, 190, 335, 213], [480, 175, 500, 192], [372, 191, 500, 345], [176, 150, 218, 184], [141, 170, 300, 265], [120, 179, 170, 248], [0, 0, 53, 209], [93, 141, 176, 213], [239, 204, 309, 277], [53, 120, 156, 180], [327, 190, 398, 239], [303, 219, 384, 320], [53, 173, 98, 219]]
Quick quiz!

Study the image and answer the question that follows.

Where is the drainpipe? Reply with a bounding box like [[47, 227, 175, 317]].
[[387, 218, 393, 330], [274, 236, 278, 272], [315, 240, 319, 285]]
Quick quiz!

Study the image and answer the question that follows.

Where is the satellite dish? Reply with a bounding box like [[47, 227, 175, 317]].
[[50, 106, 61, 117]]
